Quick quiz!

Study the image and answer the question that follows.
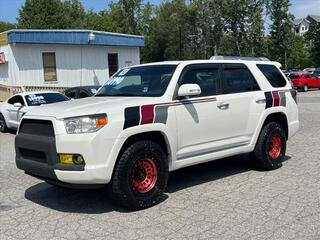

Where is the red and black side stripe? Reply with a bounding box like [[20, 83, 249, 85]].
[[264, 90, 288, 109], [123, 97, 216, 129]]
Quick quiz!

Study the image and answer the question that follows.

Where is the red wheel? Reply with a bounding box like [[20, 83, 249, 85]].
[[111, 140, 168, 210], [268, 134, 281, 159], [251, 122, 286, 171], [132, 158, 157, 193]]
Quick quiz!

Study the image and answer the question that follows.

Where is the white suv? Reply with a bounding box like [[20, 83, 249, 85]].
[[15, 57, 299, 210]]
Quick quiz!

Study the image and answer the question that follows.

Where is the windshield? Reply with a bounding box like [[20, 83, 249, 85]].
[[25, 93, 69, 106], [96, 65, 177, 97]]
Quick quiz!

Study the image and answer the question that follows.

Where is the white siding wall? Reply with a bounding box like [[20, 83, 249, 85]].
[[7, 43, 140, 87], [0, 45, 9, 84]]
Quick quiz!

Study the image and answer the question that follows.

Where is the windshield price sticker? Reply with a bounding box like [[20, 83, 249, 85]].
[[106, 76, 125, 86], [27, 95, 46, 104], [90, 88, 98, 94]]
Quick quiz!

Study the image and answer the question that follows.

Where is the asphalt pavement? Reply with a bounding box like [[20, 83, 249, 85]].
[[1, 92, 320, 240]]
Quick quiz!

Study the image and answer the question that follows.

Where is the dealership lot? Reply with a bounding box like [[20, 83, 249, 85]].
[[1, 93, 320, 240]]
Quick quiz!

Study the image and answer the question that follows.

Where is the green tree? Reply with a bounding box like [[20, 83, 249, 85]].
[[306, 23, 320, 67], [63, 0, 87, 29], [143, 0, 188, 61], [287, 35, 312, 69], [247, 0, 266, 56], [17, 0, 86, 29], [17, 0, 67, 29], [224, 0, 249, 56], [0, 21, 16, 32], [268, 0, 294, 69]]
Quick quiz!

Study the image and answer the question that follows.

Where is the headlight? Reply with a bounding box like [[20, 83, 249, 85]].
[[64, 114, 108, 134]]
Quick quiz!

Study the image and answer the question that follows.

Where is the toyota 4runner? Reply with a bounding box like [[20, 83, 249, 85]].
[[15, 56, 299, 210]]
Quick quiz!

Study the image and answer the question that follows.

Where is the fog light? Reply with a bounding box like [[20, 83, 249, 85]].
[[59, 154, 85, 165]]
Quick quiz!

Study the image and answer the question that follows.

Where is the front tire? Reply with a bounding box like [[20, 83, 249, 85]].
[[303, 84, 308, 92], [111, 140, 168, 210], [0, 114, 8, 133], [251, 122, 286, 171]]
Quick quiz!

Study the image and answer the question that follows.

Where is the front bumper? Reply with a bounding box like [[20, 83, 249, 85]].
[[15, 117, 118, 185], [16, 133, 84, 181]]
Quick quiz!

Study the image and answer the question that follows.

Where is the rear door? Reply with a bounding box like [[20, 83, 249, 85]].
[[216, 63, 263, 146]]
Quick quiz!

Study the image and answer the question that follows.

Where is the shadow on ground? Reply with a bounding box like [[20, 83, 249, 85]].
[[3, 128, 17, 135], [24, 154, 291, 213]]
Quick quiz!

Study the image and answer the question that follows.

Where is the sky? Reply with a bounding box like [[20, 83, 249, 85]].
[[0, 0, 319, 23]]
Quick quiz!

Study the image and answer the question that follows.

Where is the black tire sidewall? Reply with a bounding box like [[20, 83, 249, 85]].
[[0, 114, 7, 132], [253, 122, 286, 170], [112, 140, 168, 209]]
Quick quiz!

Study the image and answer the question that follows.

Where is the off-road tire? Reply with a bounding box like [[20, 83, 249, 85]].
[[111, 140, 168, 210], [0, 113, 8, 133], [251, 122, 286, 171]]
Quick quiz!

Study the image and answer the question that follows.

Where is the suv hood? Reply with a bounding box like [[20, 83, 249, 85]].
[[25, 97, 158, 119]]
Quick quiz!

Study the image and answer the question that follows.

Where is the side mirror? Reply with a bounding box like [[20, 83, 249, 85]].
[[178, 84, 201, 98], [13, 102, 22, 108]]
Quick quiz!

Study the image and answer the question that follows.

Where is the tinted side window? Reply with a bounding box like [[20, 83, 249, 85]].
[[65, 90, 77, 99], [79, 90, 90, 98], [222, 64, 260, 94], [180, 67, 219, 97], [8, 95, 25, 105], [257, 64, 287, 87]]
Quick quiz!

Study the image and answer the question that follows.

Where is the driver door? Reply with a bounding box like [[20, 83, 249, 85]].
[[175, 64, 223, 159]]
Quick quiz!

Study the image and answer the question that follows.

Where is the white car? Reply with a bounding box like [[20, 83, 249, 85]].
[[15, 57, 299, 210], [0, 91, 69, 132]]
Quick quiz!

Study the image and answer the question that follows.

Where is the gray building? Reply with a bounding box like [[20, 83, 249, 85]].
[[293, 15, 320, 36], [0, 29, 144, 91]]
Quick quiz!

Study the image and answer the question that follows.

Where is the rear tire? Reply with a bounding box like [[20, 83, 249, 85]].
[[303, 84, 308, 92], [111, 140, 168, 210], [0, 113, 8, 133], [251, 122, 286, 171]]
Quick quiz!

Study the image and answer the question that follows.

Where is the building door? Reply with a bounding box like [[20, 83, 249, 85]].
[[108, 53, 118, 77]]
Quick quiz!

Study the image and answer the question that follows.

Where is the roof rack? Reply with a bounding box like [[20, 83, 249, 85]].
[[210, 56, 270, 61]]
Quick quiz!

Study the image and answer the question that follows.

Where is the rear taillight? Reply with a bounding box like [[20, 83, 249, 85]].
[[290, 89, 297, 103]]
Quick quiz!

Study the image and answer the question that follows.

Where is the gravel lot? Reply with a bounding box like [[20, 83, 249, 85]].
[[1, 92, 320, 240]]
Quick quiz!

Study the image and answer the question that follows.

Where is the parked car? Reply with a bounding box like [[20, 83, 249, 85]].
[[289, 72, 320, 91], [15, 57, 299, 210], [303, 68, 316, 73], [64, 85, 101, 99], [0, 91, 69, 132], [314, 69, 320, 77]]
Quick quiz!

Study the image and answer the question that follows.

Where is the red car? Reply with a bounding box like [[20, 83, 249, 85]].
[[290, 73, 320, 92]]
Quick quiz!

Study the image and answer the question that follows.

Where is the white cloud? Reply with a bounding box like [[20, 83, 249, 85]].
[[289, 0, 320, 18]]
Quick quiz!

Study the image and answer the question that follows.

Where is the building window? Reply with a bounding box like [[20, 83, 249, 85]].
[[42, 52, 57, 82], [302, 26, 305, 31], [108, 53, 118, 77]]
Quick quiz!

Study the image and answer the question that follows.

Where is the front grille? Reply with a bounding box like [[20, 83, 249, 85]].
[[19, 148, 47, 163], [19, 119, 54, 137]]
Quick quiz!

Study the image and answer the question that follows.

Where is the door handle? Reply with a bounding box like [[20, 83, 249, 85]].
[[217, 102, 229, 110], [255, 99, 266, 104]]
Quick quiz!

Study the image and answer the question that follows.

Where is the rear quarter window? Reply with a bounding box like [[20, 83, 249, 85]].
[[257, 64, 287, 88]]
